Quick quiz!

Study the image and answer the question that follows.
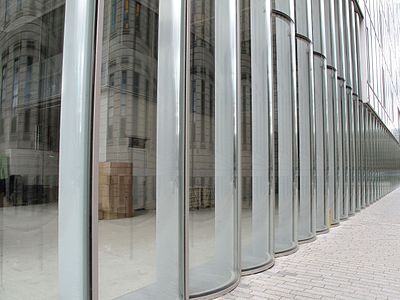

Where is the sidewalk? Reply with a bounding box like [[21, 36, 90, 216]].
[[221, 188, 400, 300]]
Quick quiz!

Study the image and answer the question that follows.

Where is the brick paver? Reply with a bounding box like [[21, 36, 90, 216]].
[[221, 188, 400, 300]]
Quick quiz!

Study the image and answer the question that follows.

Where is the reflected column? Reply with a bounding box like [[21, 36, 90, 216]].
[[272, 1, 299, 256]]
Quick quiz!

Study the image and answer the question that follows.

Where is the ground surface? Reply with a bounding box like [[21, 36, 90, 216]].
[[221, 188, 400, 300]]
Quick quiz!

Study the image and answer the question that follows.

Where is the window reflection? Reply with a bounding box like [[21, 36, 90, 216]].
[[97, 0, 160, 299], [272, 15, 297, 254], [189, 0, 239, 295], [0, 1, 65, 299]]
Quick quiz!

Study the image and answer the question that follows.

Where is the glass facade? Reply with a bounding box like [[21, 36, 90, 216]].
[[1, 0, 400, 299], [0, 1, 65, 299]]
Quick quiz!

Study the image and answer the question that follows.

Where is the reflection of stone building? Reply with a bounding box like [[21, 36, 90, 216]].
[[189, 0, 253, 210], [189, 0, 216, 209], [99, 0, 159, 218], [98, 0, 253, 218], [0, 0, 64, 206], [240, 0, 252, 209]]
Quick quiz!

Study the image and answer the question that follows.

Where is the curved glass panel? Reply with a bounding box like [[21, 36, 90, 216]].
[[360, 105, 366, 209], [295, 0, 311, 38], [240, 0, 274, 273], [0, 2, 65, 299], [334, 0, 345, 78], [313, 55, 328, 233], [365, 110, 371, 207], [296, 0, 315, 243], [188, 0, 240, 296], [347, 87, 355, 215], [297, 38, 315, 242], [342, 0, 352, 88], [311, 0, 329, 234], [324, 0, 339, 225], [349, 4, 360, 212], [341, 0, 354, 217], [372, 117, 377, 202], [324, 0, 336, 69], [326, 68, 338, 224], [354, 100, 361, 211], [272, 15, 298, 255], [272, 0, 294, 20], [311, 0, 324, 55], [338, 79, 348, 218], [349, 2, 358, 95], [95, 0, 185, 299], [355, 14, 365, 210]]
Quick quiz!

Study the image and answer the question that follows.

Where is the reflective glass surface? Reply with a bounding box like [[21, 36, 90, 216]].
[[272, 0, 294, 19], [189, 0, 240, 295], [240, 0, 274, 272], [272, 15, 298, 254], [337, 79, 346, 218], [0, 1, 65, 299], [296, 38, 315, 241], [313, 55, 328, 233], [341, 81, 350, 219], [326, 68, 337, 224], [95, 1, 183, 299], [348, 88, 355, 216], [334, 0, 345, 78]]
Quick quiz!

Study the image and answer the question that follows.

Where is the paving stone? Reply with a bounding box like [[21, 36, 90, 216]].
[[219, 188, 400, 300]]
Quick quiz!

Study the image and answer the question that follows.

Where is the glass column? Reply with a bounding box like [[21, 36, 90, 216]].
[[295, 0, 316, 243], [311, 0, 329, 234], [343, 0, 355, 216], [188, 0, 241, 296], [354, 12, 365, 210], [360, 104, 366, 209], [240, 0, 275, 274], [94, 0, 186, 299], [366, 109, 371, 206], [272, 1, 299, 256], [335, 0, 349, 219], [324, 0, 340, 226], [372, 116, 377, 202], [349, 1, 360, 212]]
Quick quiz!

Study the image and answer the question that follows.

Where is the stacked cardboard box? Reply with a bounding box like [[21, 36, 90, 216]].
[[99, 162, 133, 220], [189, 186, 215, 210]]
